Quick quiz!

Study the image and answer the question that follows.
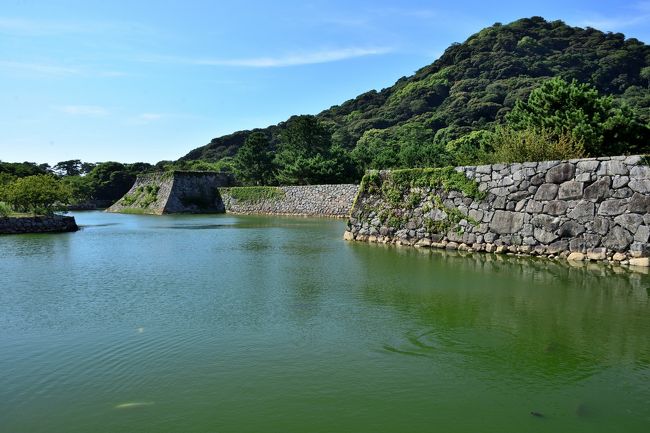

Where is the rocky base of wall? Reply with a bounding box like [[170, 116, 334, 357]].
[[0, 215, 78, 235], [343, 231, 649, 268], [222, 184, 359, 217], [346, 155, 650, 268]]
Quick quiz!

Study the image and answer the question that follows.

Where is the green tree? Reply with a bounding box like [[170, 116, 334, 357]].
[[445, 130, 495, 166], [507, 77, 650, 155], [53, 159, 83, 176], [234, 132, 275, 185], [86, 162, 137, 202], [275, 115, 351, 184], [5, 175, 73, 215]]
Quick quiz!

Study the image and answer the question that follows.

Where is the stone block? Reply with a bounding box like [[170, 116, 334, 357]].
[[558, 181, 584, 200], [576, 160, 599, 172], [526, 200, 544, 213], [567, 252, 585, 261], [586, 248, 607, 261], [635, 225, 650, 243], [534, 183, 559, 201], [628, 193, 650, 213], [630, 165, 650, 179], [598, 160, 628, 176], [545, 163, 575, 183], [612, 175, 629, 188], [490, 210, 525, 234], [558, 221, 586, 238], [629, 179, 650, 194], [543, 200, 569, 216], [532, 214, 560, 230], [530, 173, 545, 186], [534, 228, 559, 244], [597, 199, 628, 216], [614, 213, 644, 234], [602, 226, 633, 252], [567, 201, 595, 222], [547, 240, 569, 254], [629, 257, 650, 267], [584, 177, 611, 202]]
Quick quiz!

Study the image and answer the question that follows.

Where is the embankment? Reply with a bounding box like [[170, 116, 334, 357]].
[[0, 215, 78, 235], [221, 184, 359, 217], [345, 155, 650, 267]]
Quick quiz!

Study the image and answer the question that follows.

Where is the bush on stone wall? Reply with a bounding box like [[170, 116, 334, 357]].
[[223, 187, 285, 203], [490, 127, 585, 163]]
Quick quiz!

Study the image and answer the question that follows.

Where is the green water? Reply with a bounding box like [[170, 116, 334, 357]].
[[1, 211, 649, 433]]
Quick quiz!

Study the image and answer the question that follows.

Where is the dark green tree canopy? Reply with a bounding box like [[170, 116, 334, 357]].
[[506, 77, 650, 155], [234, 132, 274, 185]]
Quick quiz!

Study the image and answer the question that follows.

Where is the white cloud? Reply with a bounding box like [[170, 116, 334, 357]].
[[142, 47, 392, 68], [56, 105, 109, 116]]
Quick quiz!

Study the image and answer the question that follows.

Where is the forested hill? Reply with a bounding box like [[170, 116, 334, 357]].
[[181, 16, 650, 164]]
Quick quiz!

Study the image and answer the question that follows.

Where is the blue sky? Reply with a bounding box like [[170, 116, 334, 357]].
[[1, 0, 649, 165]]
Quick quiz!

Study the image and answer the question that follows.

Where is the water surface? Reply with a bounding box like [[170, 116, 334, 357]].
[[1, 211, 649, 432]]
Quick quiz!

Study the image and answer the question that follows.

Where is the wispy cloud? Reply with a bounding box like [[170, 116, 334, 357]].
[[141, 47, 392, 68], [0, 60, 80, 76], [0, 60, 127, 78], [56, 105, 109, 116]]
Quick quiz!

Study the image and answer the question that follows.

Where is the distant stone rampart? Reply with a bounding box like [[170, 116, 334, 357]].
[[107, 171, 232, 215], [345, 155, 650, 267], [221, 184, 359, 217]]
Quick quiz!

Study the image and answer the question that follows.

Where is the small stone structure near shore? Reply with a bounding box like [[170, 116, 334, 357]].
[[107, 171, 232, 215], [0, 215, 78, 235], [345, 155, 650, 267]]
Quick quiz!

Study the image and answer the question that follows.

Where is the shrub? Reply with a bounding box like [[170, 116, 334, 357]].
[[489, 127, 585, 163], [223, 186, 285, 203], [0, 201, 11, 217]]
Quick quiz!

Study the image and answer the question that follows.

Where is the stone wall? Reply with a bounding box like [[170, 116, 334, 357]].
[[221, 184, 359, 217], [107, 171, 232, 215], [345, 155, 650, 267], [0, 215, 78, 235]]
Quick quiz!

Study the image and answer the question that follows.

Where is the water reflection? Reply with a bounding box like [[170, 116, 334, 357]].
[[350, 244, 650, 385]]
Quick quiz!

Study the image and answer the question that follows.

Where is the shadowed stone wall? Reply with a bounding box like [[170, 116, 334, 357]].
[[0, 215, 78, 235], [345, 155, 650, 267]]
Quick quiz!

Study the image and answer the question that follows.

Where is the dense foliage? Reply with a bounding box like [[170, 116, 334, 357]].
[[3, 175, 73, 215], [181, 17, 650, 182], [0, 160, 154, 207]]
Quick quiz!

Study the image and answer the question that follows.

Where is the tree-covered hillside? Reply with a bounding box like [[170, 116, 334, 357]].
[[181, 17, 650, 170]]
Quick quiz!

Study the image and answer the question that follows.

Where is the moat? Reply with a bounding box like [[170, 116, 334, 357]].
[[1, 211, 649, 433]]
